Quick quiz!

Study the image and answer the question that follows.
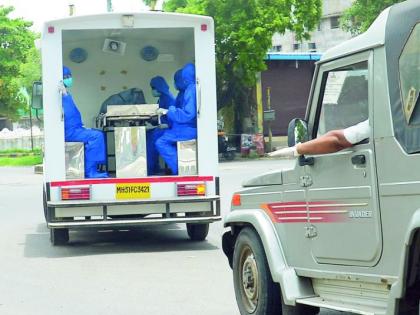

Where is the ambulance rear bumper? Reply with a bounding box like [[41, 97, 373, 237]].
[[48, 215, 221, 228]]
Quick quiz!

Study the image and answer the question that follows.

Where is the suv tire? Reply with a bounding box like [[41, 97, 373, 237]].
[[233, 227, 281, 315], [233, 227, 319, 315]]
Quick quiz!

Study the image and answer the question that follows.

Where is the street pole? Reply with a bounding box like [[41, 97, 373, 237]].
[[266, 87, 272, 152], [107, 0, 113, 12]]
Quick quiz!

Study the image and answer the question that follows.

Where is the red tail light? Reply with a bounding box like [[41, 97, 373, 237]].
[[177, 183, 206, 196], [61, 186, 91, 200]]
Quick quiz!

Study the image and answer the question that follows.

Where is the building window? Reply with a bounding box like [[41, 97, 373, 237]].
[[293, 43, 300, 50], [272, 45, 282, 52], [317, 23, 322, 31], [308, 42, 317, 50], [330, 16, 340, 29]]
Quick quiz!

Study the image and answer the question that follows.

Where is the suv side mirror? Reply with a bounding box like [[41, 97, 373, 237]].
[[287, 118, 309, 147], [31, 81, 43, 110], [287, 118, 314, 167]]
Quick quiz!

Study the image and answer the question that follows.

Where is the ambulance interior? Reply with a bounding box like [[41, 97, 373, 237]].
[[61, 27, 197, 179]]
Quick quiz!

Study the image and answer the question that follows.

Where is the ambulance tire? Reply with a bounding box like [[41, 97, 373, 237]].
[[233, 227, 281, 315], [186, 223, 209, 241], [50, 228, 69, 246]]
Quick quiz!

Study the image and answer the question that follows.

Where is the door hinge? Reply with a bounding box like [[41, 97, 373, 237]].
[[299, 175, 313, 187], [305, 225, 318, 238]]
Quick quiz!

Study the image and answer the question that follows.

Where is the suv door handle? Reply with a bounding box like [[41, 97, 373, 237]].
[[351, 154, 366, 165]]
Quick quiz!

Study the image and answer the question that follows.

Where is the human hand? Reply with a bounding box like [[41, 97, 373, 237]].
[[268, 146, 300, 158], [58, 81, 67, 95], [156, 108, 168, 115]]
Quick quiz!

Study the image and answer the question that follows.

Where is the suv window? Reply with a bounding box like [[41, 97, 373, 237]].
[[316, 61, 369, 137], [399, 23, 420, 124]]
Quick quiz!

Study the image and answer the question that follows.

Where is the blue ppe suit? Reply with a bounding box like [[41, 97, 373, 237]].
[[150, 76, 175, 111], [156, 63, 197, 175], [62, 66, 107, 178], [147, 76, 175, 175], [173, 69, 185, 109]]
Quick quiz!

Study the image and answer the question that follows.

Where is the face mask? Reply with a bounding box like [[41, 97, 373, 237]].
[[63, 77, 73, 88], [152, 89, 161, 97]]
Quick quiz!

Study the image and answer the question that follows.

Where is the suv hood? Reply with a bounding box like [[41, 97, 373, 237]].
[[242, 170, 283, 187]]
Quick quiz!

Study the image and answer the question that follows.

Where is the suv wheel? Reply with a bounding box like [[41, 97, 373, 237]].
[[233, 227, 319, 315], [233, 227, 281, 314]]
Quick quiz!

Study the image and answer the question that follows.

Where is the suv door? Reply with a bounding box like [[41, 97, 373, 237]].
[[304, 51, 382, 266]]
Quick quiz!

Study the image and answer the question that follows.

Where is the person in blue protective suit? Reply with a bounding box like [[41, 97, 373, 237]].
[[146, 76, 175, 175], [173, 68, 185, 109], [155, 63, 197, 175], [61, 66, 108, 178], [150, 76, 175, 114]]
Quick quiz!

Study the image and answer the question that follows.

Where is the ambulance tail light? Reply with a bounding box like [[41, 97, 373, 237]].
[[232, 194, 241, 207], [61, 186, 91, 200], [177, 183, 206, 196]]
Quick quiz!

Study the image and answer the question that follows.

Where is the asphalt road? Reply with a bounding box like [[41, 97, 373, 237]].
[[0, 160, 346, 315]]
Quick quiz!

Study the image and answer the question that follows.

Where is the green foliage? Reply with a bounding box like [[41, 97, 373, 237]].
[[143, 0, 157, 9], [163, 0, 322, 132], [0, 154, 42, 167], [0, 148, 42, 155], [164, 0, 188, 12], [0, 6, 38, 120], [341, 0, 404, 35]]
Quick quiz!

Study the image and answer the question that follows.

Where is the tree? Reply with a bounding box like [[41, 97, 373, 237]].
[[0, 6, 38, 120], [341, 0, 404, 35], [12, 46, 42, 115], [162, 0, 322, 133], [142, 0, 157, 10]]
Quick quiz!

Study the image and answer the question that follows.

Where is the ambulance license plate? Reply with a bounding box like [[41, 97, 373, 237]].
[[116, 183, 151, 200]]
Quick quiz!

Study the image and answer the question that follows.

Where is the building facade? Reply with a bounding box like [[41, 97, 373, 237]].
[[261, 0, 354, 136]]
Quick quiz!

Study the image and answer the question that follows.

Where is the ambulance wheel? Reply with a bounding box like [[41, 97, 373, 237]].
[[233, 227, 281, 315], [50, 228, 69, 246], [186, 223, 209, 241]]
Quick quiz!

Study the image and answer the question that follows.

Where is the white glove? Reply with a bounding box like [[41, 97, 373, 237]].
[[156, 108, 168, 115], [144, 122, 156, 130], [58, 81, 67, 95], [268, 145, 300, 158]]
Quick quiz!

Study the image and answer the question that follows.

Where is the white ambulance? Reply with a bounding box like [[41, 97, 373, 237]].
[[33, 12, 220, 245]]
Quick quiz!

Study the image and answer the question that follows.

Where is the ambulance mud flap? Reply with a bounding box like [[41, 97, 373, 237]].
[[224, 208, 315, 305]]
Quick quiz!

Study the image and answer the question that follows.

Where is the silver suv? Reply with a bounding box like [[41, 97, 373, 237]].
[[222, 1, 420, 314]]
